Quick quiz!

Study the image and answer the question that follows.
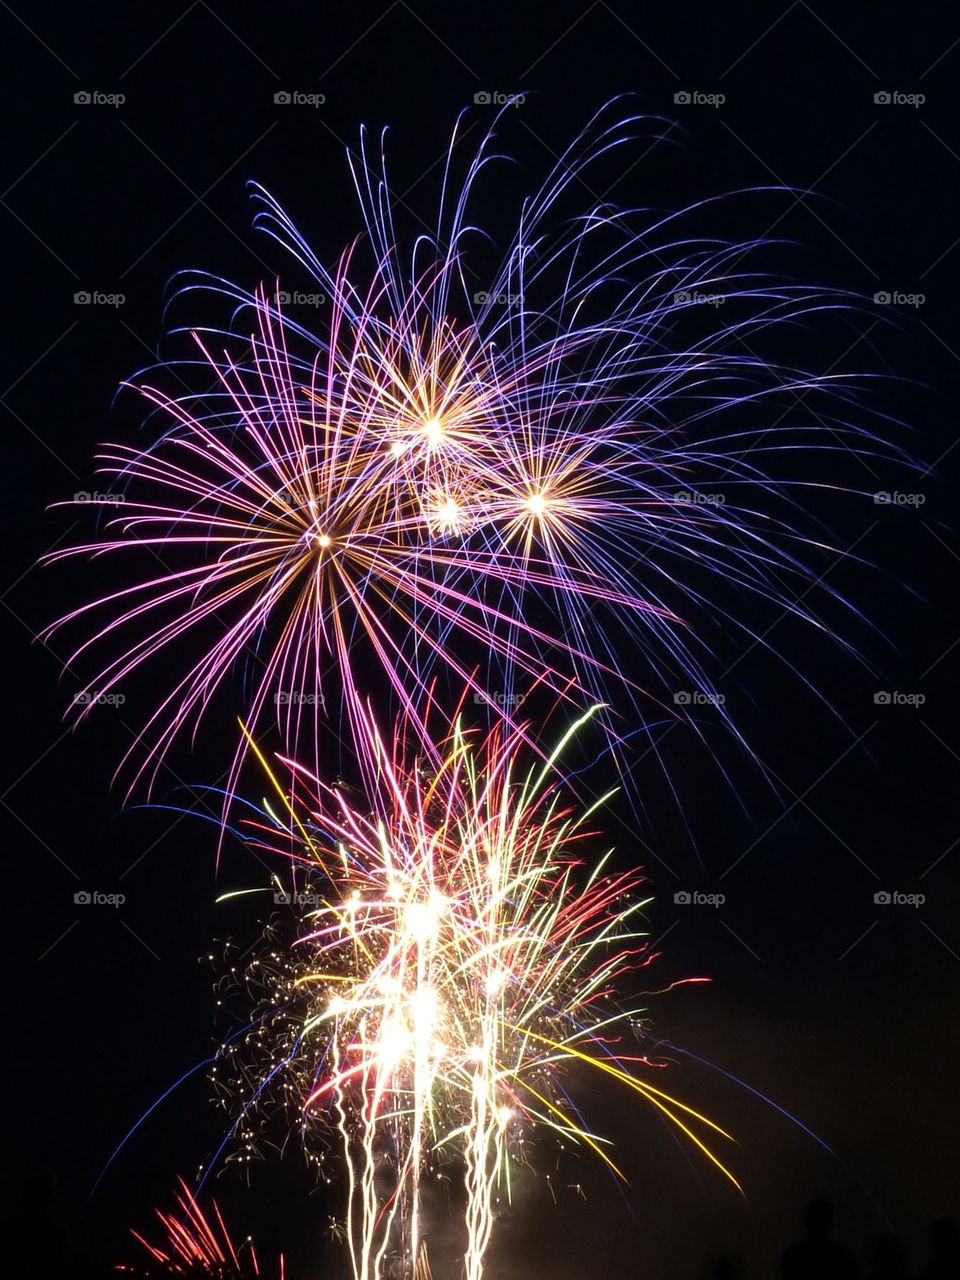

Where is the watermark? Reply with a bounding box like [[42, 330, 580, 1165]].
[[674, 289, 725, 306], [274, 890, 324, 907], [873, 490, 925, 506], [873, 690, 925, 707], [674, 890, 726, 907], [275, 691, 322, 706], [673, 90, 725, 108], [474, 691, 525, 709], [74, 90, 125, 108], [274, 90, 326, 107], [276, 290, 326, 307], [676, 490, 726, 506], [72, 690, 126, 707], [874, 90, 925, 108], [874, 890, 924, 907], [473, 290, 524, 306], [674, 690, 725, 707], [473, 91, 525, 107], [74, 890, 126, 907], [873, 290, 925, 308], [73, 490, 124, 506], [74, 290, 125, 308]]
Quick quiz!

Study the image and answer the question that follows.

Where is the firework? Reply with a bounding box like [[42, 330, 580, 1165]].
[[41, 102, 906, 1280], [43, 103, 899, 799], [211, 700, 735, 1280], [119, 1178, 283, 1278]]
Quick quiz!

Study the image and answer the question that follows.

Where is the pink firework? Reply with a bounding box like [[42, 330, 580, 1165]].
[[43, 104, 904, 798]]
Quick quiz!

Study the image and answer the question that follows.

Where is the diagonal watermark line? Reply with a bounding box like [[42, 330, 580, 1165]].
[[0, 0, 79, 76], [838, 918, 878, 960], [919, 118, 960, 166], [315, 1, 401, 79], [718, 523, 879, 685], [919, 919, 959, 962], [918, 319, 960, 373], [597, 0, 679, 77], [38, 920, 79, 961], [0, 702, 79, 805], [199, 0, 279, 77], [797, 1, 879, 77], [646, 918, 679, 954], [118, 121, 279, 279], [1, 395, 83, 478], [399, 1, 479, 76], [2, 322, 80, 400], [921, 33, 960, 80], [717, 118, 881, 278], [718, 917, 761, 960], [750, 745, 879, 879], [1, 798, 79, 879], [920, 834, 960, 882], [519, 1, 601, 78], [1, 122, 78, 201], [919, 234, 960, 280], [720, 724, 876, 880], [0, 198, 79, 276], [920, 721, 960, 769], [119, 1, 202, 79], [919, 631, 960, 683], [721, 1, 801, 79], [120, 918, 162, 961], [1, 523, 78, 601]]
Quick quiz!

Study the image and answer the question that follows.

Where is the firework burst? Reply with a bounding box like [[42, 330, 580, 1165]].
[[210, 699, 734, 1280], [43, 103, 900, 800]]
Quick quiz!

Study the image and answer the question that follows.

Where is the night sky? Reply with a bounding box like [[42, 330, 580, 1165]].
[[3, 3, 958, 1278]]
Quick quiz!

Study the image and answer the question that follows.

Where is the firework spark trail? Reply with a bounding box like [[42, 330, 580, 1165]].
[[213, 699, 738, 1279], [43, 103, 904, 807], [120, 1177, 283, 1277]]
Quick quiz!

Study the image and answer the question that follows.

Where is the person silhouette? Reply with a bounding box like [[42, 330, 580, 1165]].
[[864, 1233, 908, 1280], [919, 1218, 960, 1279], [780, 1198, 860, 1279]]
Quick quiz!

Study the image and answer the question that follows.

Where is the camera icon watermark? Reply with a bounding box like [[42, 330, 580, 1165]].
[[675, 490, 726, 506], [74, 290, 125, 308], [673, 690, 725, 707], [673, 289, 726, 306], [873, 290, 925, 308], [873, 490, 925, 506], [73, 490, 124, 506], [473, 290, 524, 306], [473, 91, 525, 107], [274, 890, 323, 907], [473, 690, 525, 709], [72, 690, 126, 707], [874, 889, 924, 907], [274, 90, 326, 107], [874, 90, 924, 107], [873, 690, 925, 707], [74, 90, 125, 108], [275, 289, 326, 307], [674, 889, 725, 907], [673, 90, 725, 108], [74, 889, 126, 907]]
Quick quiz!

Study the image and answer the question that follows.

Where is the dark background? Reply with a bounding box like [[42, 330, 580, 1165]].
[[2, 2, 958, 1277]]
